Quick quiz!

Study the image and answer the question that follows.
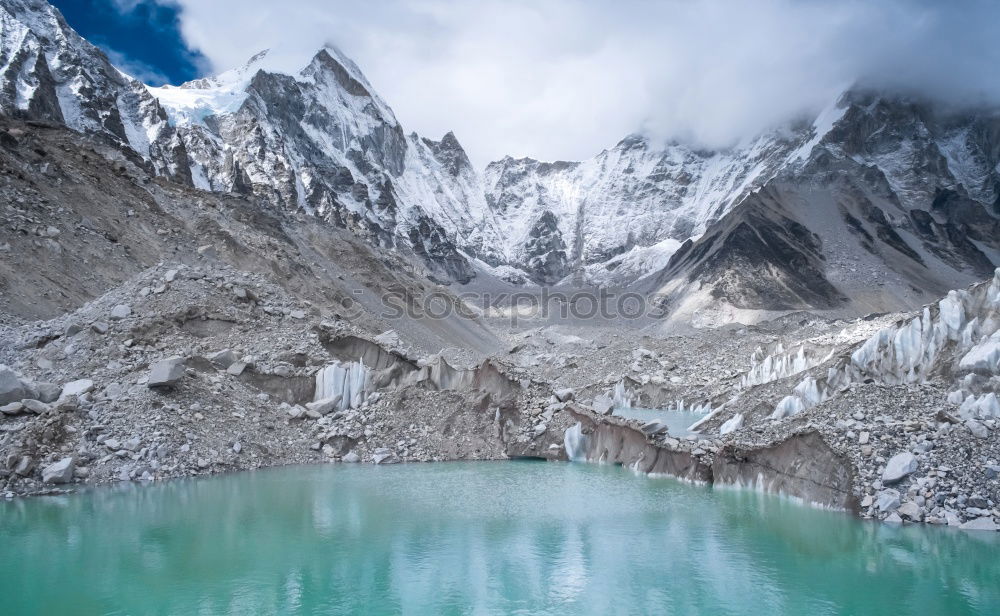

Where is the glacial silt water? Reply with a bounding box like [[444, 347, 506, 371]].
[[1, 462, 998, 615]]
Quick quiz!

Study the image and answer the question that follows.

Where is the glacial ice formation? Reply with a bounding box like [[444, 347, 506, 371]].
[[770, 268, 1000, 420], [314, 360, 371, 411], [564, 422, 589, 462], [719, 413, 744, 435], [741, 343, 833, 389], [612, 381, 633, 409]]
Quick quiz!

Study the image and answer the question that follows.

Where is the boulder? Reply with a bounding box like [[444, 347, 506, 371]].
[[208, 349, 238, 369], [148, 357, 187, 388], [41, 457, 76, 484], [91, 321, 109, 335], [341, 451, 361, 463], [640, 420, 668, 435], [554, 388, 575, 402], [35, 382, 61, 403], [882, 452, 918, 484], [372, 448, 396, 464], [306, 396, 342, 416], [233, 287, 257, 302], [0, 365, 27, 405], [1, 402, 24, 415], [966, 419, 989, 439], [968, 494, 988, 508], [61, 379, 94, 398], [109, 304, 132, 320], [591, 395, 614, 415], [14, 456, 34, 476], [959, 517, 999, 532], [226, 362, 248, 376], [876, 489, 901, 512], [21, 399, 50, 414], [897, 501, 923, 521]]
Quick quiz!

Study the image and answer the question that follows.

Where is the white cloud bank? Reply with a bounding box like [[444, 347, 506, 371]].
[[147, 0, 1000, 166]]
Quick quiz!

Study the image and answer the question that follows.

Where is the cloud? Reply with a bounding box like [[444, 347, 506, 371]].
[[99, 45, 173, 85], [157, 0, 1000, 167]]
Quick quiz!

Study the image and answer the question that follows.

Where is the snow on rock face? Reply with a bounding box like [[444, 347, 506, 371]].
[[0, 0, 187, 180], [0, 0, 485, 283], [482, 129, 818, 285], [7, 1, 1000, 292], [148, 46, 489, 283], [771, 268, 1000, 419]]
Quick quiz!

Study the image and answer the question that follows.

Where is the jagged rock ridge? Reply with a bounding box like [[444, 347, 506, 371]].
[[4, 0, 1000, 314]]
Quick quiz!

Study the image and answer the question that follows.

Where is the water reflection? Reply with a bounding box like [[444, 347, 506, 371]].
[[1, 462, 998, 615]]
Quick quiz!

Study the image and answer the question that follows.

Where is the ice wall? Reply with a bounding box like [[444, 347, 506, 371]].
[[314, 360, 371, 411], [564, 422, 589, 462]]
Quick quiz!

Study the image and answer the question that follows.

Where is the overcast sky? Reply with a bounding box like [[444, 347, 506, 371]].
[[58, 0, 1000, 167]]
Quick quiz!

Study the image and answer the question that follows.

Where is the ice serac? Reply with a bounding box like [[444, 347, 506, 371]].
[[769, 268, 1000, 420]]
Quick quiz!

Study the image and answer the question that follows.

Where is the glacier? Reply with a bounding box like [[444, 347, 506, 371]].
[[769, 268, 1000, 420]]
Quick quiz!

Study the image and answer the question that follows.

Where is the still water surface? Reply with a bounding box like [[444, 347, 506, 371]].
[[1, 461, 998, 615]]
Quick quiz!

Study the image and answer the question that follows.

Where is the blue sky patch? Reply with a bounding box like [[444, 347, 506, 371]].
[[51, 0, 206, 85]]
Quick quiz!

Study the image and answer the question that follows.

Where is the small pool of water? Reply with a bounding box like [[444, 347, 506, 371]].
[[613, 406, 708, 436], [2, 462, 998, 615]]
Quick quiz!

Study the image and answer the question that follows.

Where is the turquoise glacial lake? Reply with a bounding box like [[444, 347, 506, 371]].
[[1, 461, 998, 615]]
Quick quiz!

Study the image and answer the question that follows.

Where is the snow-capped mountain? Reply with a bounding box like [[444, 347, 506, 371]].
[[482, 127, 817, 285], [3, 0, 1000, 314], [648, 91, 1000, 323], [0, 0, 189, 180], [146, 48, 506, 283], [1, 0, 497, 283]]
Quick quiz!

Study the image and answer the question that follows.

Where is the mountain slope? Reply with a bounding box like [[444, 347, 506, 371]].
[[4, 0, 1000, 321], [0, 0, 189, 181], [646, 91, 1000, 324]]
